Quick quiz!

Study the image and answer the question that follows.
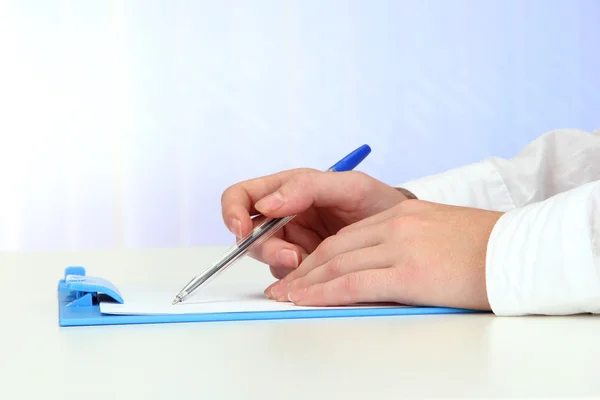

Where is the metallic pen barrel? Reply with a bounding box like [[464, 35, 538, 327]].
[[172, 215, 295, 304], [171, 144, 371, 305]]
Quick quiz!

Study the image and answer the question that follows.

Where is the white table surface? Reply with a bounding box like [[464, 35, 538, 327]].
[[2, 246, 599, 399]]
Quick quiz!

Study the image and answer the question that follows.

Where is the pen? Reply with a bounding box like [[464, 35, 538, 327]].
[[171, 144, 372, 305]]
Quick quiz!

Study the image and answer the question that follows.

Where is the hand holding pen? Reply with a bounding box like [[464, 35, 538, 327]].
[[173, 144, 392, 304]]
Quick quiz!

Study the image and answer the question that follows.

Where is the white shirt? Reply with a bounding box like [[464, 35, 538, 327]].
[[400, 128, 600, 316]]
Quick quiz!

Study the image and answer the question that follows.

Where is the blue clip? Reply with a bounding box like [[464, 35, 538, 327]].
[[58, 266, 124, 308]]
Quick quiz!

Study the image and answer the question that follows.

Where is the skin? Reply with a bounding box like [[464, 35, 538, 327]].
[[221, 169, 503, 310]]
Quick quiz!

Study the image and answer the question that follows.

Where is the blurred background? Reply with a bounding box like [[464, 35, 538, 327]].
[[0, 0, 598, 251]]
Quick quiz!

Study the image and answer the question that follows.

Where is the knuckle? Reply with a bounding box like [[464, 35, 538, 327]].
[[321, 234, 338, 249], [346, 170, 368, 180], [339, 273, 361, 300], [220, 180, 252, 208], [347, 170, 374, 184], [389, 214, 420, 231], [289, 171, 314, 186], [284, 173, 315, 196], [347, 170, 373, 194], [294, 167, 319, 175], [325, 253, 346, 277], [337, 225, 359, 236], [220, 184, 236, 205], [336, 225, 350, 235], [316, 235, 337, 259]]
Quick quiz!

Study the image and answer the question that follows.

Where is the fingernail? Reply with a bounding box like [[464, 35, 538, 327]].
[[264, 282, 277, 299], [228, 218, 242, 238], [277, 282, 298, 302], [271, 282, 288, 299], [277, 249, 298, 269], [255, 192, 284, 213], [288, 288, 307, 303]]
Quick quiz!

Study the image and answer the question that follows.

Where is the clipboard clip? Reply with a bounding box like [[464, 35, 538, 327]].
[[58, 266, 124, 308]]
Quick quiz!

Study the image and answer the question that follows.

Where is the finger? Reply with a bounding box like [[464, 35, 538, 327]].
[[251, 218, 322, 296], [270, 266, 292, 280], [287, 269, 398, 306], [221, 168, 315, 237], [239, 216, 318, 270], [252, 170, 378, 218], [262, 223, 324, 296], [241, 216, 285, 265], [277, 221, 323, 256], [273, 222, 386, 290], [279, 245, 392, 301], [247, 235, 306, 270]]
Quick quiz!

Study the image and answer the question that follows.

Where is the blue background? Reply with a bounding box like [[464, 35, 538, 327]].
[[0, 0, 598, 250]]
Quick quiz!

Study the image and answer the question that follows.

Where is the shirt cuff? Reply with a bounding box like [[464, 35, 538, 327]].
[[397, 160, 515, 212], [486, 181, 600, 316]]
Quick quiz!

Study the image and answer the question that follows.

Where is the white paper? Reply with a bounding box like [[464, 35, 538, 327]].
[[99, 282, 404, 315]]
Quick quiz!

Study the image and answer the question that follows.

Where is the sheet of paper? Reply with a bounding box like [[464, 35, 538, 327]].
[[99, 282, 404, 315]]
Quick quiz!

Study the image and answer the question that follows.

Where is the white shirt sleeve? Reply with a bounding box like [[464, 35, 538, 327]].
[[486, 181, 600, 315], [397, 128, 600, 315]]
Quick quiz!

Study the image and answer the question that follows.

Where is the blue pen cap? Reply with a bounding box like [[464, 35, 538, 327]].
[[328, 144, 372, 172]]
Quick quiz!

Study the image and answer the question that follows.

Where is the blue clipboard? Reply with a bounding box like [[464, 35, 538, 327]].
[[57, 266, 480, 327]]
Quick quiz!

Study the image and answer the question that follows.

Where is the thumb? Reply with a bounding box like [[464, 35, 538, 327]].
[[253, 171, 368, 217]]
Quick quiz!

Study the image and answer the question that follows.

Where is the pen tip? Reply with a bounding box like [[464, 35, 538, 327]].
[[172, 297, 181, 305]]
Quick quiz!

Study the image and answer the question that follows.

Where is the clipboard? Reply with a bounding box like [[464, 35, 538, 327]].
[[57, 266, 480, 327]]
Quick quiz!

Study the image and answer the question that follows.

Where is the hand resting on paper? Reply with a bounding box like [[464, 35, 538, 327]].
[[221, 169, 502, 311], [266, 200, 502, 311]]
